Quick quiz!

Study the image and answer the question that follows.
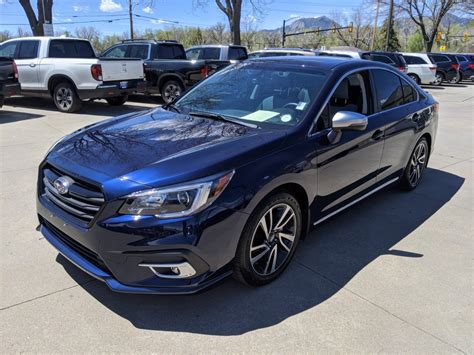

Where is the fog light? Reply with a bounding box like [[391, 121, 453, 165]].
[[138, 262, 197, 279]]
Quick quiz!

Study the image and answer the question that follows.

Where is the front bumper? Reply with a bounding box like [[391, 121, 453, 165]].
[[78, 80, 147, 100]]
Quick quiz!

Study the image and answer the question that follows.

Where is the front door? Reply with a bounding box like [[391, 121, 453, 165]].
[[310, 70, 385, 220]]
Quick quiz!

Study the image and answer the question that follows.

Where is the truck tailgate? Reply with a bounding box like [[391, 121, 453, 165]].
[[99, 58, 144, 81]]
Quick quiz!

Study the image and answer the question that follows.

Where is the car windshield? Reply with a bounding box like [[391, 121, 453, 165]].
[[174, 62, 327, 128]]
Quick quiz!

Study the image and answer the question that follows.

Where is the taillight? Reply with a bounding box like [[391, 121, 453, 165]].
[[398, 66, 406, 72], [90, 64, 103, 81], [12, 60, 18, 79], [451, 63, 460, 71], [468, 63, 474, 70], [429, 66, 437, 73], [200, 65, 209, 77]]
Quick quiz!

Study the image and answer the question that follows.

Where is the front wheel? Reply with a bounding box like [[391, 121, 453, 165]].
[[400, 137, 429, 190], [106, 95, 128, 106], [233, 192, 302, 287], [160, 80, 183, 104], [53, 82, 82, 113]]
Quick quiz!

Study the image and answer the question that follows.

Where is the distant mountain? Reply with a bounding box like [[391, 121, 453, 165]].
[[262, 16, 338, 33]]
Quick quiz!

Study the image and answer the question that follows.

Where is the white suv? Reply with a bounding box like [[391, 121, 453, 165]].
[[401, 53, 437, 85]]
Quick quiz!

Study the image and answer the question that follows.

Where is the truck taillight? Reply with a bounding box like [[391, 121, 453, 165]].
[[12, 60, 18, 79], [451, 63, 460, 71], [398, 66, 407, 72], [91, 64, 103, 81], [200, 65, 209, 77], [468, 63, 474, 70]]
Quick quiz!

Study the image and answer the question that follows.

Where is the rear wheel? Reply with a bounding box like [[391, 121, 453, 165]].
[[233, 192, 302, 287], [400, 137, 429, 190], [449, 73, 461, 84], [433, 72, 444, 86], [106, 95, 128, 106], [160, 80, 183, 104], [53, 82, 82, 113], [408, 73, 420, 85]]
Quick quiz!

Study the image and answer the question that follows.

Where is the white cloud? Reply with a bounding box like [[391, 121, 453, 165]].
[[142, 6, 153, 14], [100, 0, 123, 12], [73, 5, 90, 12]]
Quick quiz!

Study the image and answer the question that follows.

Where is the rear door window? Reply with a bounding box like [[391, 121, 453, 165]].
[[102, 45, 127, 58], [401, 79, 416, 104], [431, 55, 450, 63], [156, 44, 185, 59], [49, 40, 95, 58], [372, 69, 404, 111], [128, 44, 148, 59], [17, 41, 39, 59], [200, 47, 221, 60]]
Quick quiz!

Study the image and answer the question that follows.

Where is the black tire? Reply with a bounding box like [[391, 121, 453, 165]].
[[233, 192, 302, 287], [160, 80, 183, 104], [408, 73, 421, 85], [400, 137, 429, 190], [52, 82, 82, 113], [433, 72, 444, 86], [449, 73, 461, 84], [106, 95, 128, 106]]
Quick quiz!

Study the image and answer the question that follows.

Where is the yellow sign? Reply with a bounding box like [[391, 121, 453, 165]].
[[440, 45, 446, 52]]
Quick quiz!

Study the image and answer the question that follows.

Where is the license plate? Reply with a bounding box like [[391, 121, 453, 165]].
[[119, 81, 128, 89]]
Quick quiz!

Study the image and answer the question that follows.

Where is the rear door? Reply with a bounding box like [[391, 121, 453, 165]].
[[13, 40, 41, 90], [370, 68, 420, 182]]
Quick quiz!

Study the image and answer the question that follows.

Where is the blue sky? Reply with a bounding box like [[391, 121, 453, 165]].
[[0, 0, 364, 35]]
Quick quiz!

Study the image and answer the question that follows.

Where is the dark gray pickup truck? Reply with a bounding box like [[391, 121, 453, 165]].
[[101, 40, 231, 103], [0, 57, 20, 108]]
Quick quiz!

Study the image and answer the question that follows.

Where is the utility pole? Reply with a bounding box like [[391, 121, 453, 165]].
[[385, 0, 394, 51], [129, 0, 134, 40], [282, 20, 286, 47], [371, 0, 380, 50]]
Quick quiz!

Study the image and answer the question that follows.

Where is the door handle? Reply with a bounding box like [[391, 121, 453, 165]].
[[29, 63, 36, 68], [372, 129, 384, 140]]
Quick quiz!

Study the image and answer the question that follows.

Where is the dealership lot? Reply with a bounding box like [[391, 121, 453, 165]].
[[0, 84, 472, 353]]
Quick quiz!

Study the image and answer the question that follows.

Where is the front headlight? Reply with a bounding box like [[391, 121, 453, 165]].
[[119, 171, 234, 218]]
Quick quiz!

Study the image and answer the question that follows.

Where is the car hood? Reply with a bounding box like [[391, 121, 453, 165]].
[[48, 108, 287, 188]]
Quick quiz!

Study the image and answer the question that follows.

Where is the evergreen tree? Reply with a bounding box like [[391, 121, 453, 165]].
[[376, 17, 401, 51]]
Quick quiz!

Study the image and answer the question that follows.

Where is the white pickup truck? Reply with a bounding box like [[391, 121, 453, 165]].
[[0, 37, 146, 112]]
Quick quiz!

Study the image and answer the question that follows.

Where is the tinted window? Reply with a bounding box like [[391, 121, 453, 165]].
[[18, 41, 39, 59], [401, 79, 416, 104], [0, 42, 18, 58], [456, 55, 467, 62], [404, 55, 427, 65], [129, 45, 148, 59], [372, 54, 394, 64], [372, 69, 404, 111], [49, 40, 95, 58], [228, 47, 247, 60], [103, 45, 127, 58], [155, 44, 185, 59], [201, 47, 220, 60], [431, 55, 450, 63]]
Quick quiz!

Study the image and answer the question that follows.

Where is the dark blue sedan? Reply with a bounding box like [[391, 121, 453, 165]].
[[37, 57, 438, 294]]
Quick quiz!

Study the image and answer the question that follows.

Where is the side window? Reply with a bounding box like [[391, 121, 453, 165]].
[[372, 69, 404, 111], [129, 45, 148, 59], [17, 41, 39, 59], [103, 45, 127, 58], [201, 47, 220, 60], [401, 79, 416, 104], [49, 40, 95, 58], [228, 47, 247, 60], [372, 54, 394, 64], [432, 55, 449, 63], [456, 55, 467, 62], [0, 42, 19, 58], [186, 48, 200, 60], [317, 70, 371, 131]]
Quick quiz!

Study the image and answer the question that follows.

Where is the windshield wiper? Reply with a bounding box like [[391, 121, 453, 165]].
[[162, 103, 181, 113], [188, 111, 257, 129]]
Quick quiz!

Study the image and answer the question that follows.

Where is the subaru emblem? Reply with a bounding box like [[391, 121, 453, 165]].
[[53, 176, 72, 195]]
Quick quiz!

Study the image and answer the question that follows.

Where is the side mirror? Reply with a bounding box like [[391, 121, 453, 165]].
[[327, 111, 368, 144], [332, 111, 368, 131]]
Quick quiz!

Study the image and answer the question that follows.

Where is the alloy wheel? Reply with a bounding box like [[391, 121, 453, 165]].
[[56, 87, 73, 110], [434, 74, 443, 86], [249, 203, 297, 276], [408, 141, 427, 186], [163, 83, 181, 103]]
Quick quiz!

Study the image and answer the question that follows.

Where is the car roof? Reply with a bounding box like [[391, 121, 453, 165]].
[[187, 44, 245, 49], [3, 36, 87, 42]]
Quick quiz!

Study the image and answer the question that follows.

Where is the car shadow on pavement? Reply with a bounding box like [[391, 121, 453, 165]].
[[0, 109, 44, 124], [3, 97, 157, 117], [58, 168, 464, 336]]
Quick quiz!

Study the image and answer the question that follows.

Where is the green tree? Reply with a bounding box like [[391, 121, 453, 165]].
[[406, 32, 424, 52], [376, 17, 400, 51]]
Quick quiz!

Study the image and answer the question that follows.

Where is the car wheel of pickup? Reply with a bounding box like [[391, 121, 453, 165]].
[[106, 95, 128, 106], [53, 82, 82, 113], [400, 137, 429, 190], [233, 192, 302, 287], [161, 80, 183, 104]]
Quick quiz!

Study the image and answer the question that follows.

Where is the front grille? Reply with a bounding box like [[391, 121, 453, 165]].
[[42, 218, 109, 272], [41, 164, 105, 223]]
